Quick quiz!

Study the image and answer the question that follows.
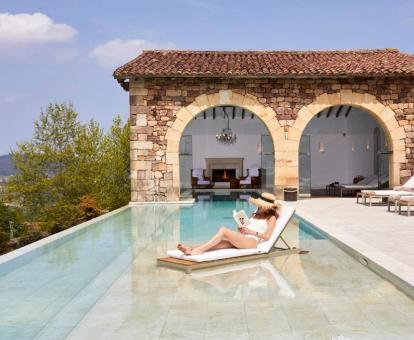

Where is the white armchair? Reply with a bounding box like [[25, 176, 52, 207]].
[[191, 168, 212, 188], [239, 168, 261, 188]]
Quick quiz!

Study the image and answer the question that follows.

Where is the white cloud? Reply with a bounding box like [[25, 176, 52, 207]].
[[90, 38, 175, 68], [0, 12, 77, 46]]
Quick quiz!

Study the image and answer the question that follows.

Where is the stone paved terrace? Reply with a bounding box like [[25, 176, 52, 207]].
[[290, 197, 414, 296]]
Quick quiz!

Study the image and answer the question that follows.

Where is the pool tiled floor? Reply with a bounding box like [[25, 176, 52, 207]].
[[67, 211, 414, 340]]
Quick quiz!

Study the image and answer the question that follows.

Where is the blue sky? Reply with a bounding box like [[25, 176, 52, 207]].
[[0, 0, 414, 154]]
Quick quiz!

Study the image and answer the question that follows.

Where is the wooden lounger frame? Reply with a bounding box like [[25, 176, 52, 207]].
[[388, 197, 413, 216], [157, 236, 308, 273], [357, 192, 389, 206]]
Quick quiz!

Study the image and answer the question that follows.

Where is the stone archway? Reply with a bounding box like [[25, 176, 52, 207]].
[[285, 90, 407, 194], [164, 90, 280, 200]]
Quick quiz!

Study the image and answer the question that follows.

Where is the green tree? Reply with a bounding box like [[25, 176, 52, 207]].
[[6, 103, 130, 234], [7, 103, 81, 223], [97, 116, 130, 210]]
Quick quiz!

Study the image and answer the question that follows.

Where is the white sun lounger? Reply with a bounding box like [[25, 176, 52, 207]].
[[339, 175, 379, 197], [157, 206, 304, 272], [358, 175, 414, 206]]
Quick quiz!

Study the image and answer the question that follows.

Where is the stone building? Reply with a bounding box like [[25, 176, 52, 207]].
[[114, 49, 414, 202]]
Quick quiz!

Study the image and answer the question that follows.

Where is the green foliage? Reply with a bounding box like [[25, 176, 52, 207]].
[[0, 202, 24, 235], [5, 103, 130, 238], [97, 116, 130, 210], [0, 203, 26, 253]]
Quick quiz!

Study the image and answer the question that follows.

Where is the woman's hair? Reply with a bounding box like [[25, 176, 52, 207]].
[[252, 206, 279, 220]]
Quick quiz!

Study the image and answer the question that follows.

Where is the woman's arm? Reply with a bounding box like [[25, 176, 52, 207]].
[[239, 216, 276, 241], [256, 216, 276, 241]]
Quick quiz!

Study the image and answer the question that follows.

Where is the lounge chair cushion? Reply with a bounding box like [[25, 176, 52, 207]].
[[249, 168, 259, 177], [167, 248, 261, 263], [403, 175, 414, 189], [197, 180, 210, 185], [361, 190, 414, 196], [166, 206, 295, 262], [359, 175, 378, 185], [399, 196, 414, 202], [192, 169, 204, 180], [341, 184, 377, 189], [240, 177, 251, 185]]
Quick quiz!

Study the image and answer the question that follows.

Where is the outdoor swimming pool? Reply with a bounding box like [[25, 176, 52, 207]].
[[0, 198, 413, 339]]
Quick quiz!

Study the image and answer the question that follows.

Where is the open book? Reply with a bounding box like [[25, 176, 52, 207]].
[[233, 210, 251, 226]]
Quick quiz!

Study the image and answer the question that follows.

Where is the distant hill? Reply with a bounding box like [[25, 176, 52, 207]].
[[0, 154, 15, 176]]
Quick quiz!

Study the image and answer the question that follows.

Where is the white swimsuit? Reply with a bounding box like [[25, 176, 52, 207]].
[[245, 218, 268, 242]]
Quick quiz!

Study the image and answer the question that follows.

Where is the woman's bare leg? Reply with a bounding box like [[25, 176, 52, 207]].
[[190, 227, 257, 254], [178, 240, 233, 255], [210, 240, 234, 250]]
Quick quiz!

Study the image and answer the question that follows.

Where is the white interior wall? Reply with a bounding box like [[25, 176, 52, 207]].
[[180, 108, 269, 188], [303, 107, 381, 189]]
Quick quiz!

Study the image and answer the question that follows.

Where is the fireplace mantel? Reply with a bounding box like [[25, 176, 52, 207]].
[[205, 158, 244, 178]]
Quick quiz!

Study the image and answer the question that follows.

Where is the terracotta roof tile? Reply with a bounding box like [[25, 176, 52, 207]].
[[113, 49, 414, 79]]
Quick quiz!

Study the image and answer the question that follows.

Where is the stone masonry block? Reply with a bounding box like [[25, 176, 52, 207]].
[[392, 139, 406, 152], [176, 107, 194, 124], [361, 94, 385, 114], [166, 152, 179, 165], [166, 140, 180, 153], [130, 87, 148, 96], [166, 89, 182, 96], [383, 116, 400, 131], [171, 116, 187, 133], [270, 127, 286, 142], [292, 116, 308, 132], [260, 106, 277, 124], [129, 79, 145, 88], [207, 93, 220, 107], [378, 106, 397, 122], [328, 92, 341, 106], [165, 128, 181, 143], [306, 96, 329, 115], [297, 106, 314, 122], [390, 127, 406, 141], [195, 94, 211, 111], [231, 92, 244, 107], [219, 90, 233, 105], [266, 117, 281, 131], [393, 150, 406, 163], [340, 89, 353, 104], [287, 127, 302, 141], [186, 102, 202, 116], [136, 114, 147, 127], [351, 92, 364, 106], [131, 160, 149, 171], [131, 141, 153, 150]]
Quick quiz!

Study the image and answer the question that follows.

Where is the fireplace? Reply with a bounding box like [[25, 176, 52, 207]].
[[205, 158, 244, 180], [212, 169, 236, 182]]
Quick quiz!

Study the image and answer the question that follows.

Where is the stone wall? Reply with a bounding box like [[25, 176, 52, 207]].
[[128, 77, 414, 202]]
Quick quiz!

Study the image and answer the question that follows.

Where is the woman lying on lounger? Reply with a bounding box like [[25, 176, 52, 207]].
[[177, 193, 281, 255]]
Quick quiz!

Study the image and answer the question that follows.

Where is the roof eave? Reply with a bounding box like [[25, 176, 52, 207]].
[[114, 72, 414, 83]]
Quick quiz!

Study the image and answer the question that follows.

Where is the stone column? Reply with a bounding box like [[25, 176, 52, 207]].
[[129, 79, 155, 202]]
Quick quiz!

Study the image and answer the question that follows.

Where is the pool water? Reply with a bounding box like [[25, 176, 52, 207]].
[[0, 200, 413, 339]]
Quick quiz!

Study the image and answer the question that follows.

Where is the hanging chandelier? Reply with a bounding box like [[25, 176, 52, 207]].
[[216, 109, 237, 145]]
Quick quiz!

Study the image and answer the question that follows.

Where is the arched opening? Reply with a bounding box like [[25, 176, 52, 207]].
[[298, 105, 391, 197], [178, 105, 275, 198]]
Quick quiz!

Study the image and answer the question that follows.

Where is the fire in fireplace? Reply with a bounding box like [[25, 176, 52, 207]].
[[212, 169, 236, 182]]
